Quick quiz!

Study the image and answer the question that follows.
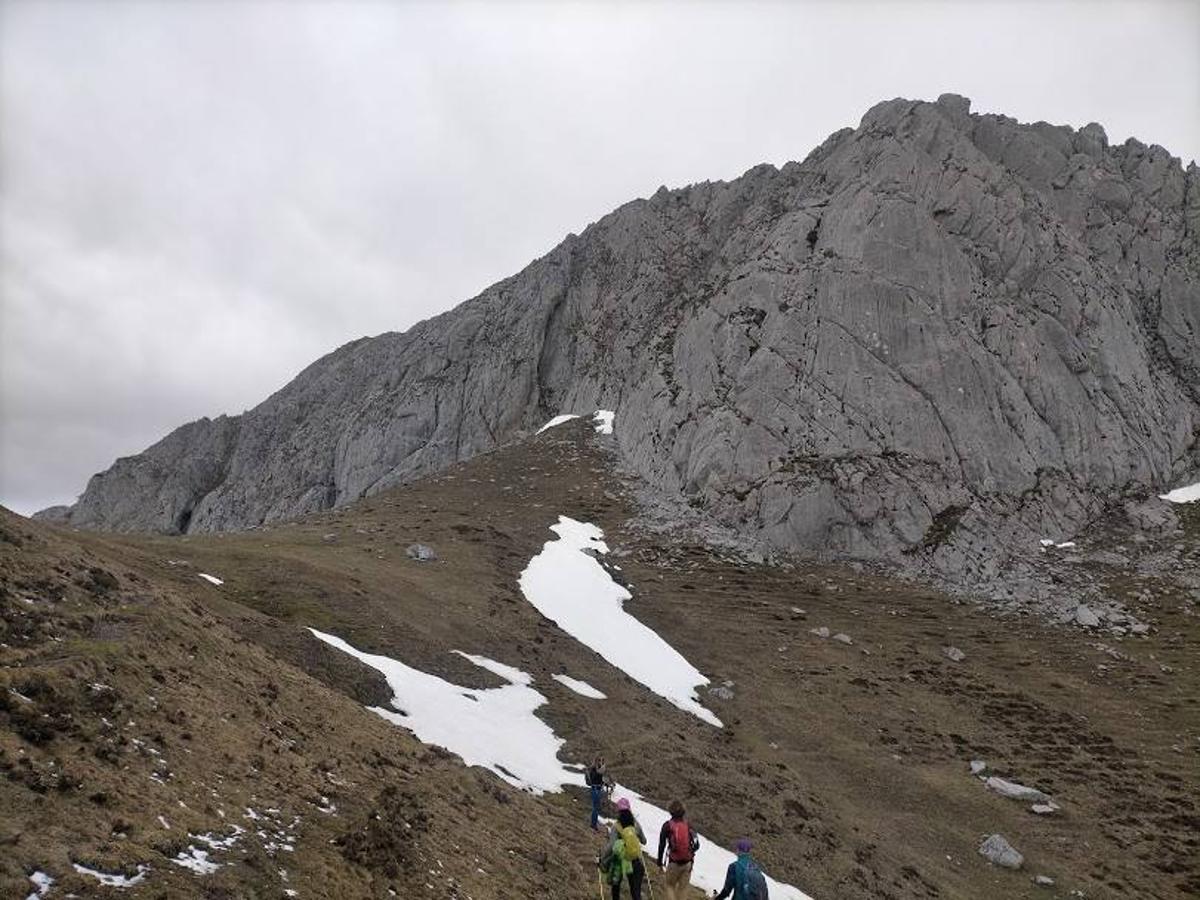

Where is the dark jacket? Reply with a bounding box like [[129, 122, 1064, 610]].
[[714, 853, 758, 900], [656, 817, 698, 866]]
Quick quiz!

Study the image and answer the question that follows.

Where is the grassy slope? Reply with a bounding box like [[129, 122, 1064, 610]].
[[2, 421, 1196, 898]]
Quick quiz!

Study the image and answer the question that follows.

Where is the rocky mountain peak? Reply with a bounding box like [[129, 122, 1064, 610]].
[[39, 95, 1199, 607]]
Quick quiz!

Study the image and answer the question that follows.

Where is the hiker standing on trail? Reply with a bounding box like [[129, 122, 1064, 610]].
[[603, 797, 647, 900], [713, 838, 769, 900], [656, 799, 699, 900], [585, 755, 610, 830]]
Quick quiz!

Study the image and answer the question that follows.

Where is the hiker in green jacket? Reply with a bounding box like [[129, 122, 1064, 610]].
[[600, 798, 647, 900]]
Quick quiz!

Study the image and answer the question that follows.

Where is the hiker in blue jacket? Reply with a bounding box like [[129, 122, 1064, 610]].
[[713, 838, 768, 899]]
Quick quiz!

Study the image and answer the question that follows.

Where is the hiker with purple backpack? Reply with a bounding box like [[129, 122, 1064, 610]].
[[713, 838, 769, 899]]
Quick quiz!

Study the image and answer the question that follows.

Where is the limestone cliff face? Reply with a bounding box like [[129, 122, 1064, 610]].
[[47, 95, 1199, 589]]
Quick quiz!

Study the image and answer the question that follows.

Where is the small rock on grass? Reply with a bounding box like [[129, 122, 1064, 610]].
[[985, 776, 1050, 803], [810, 626, 831, 639], [1033, 875, 1055, 886], [943, 646, 966, 662], [406, 543, 437, 561], [1030, 801, 1060, 815], [979, 834, 1023, 869], [969, 760, 988, 776], [832, 633, 853, 645]]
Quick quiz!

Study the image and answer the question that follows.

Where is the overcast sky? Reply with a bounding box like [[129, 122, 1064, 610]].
[[2, 0, 1197, 516]]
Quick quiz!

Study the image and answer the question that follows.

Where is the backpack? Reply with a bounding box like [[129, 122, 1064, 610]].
[[619, 823, 641, 861], [666, 819, 695, 863], [738, 858, 769, 900]]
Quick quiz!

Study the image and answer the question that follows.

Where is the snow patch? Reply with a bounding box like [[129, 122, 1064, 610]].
[[197, 574, 224, 586], [536, 409, 616, 436], [26, 871, 53, 900], [72, 863, 149, 887], [551, 674, 607, 699], [308, 629, 576, 795], [518, 516, 721, 726], [536, 414, 580, 434], [171, 846, 220, 875], [1160, 481, 1200, 504]]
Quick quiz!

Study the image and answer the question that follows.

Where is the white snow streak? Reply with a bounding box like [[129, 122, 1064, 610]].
[[536, 409, 616, 436], [551, 674, 606, 699], [72, 863, 149, 887], [536, 414, 580, 434], [518, 516, 721, 726], [1160, 481, 1200, 504], [197, 573, 224, 586]]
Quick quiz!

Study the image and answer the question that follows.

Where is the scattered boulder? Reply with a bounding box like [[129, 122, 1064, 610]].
[[1130, 623, 1150, 635], [979, 834, 1024, 869], [810, 627, 831, 639], [1030, 801, 1060, 815], [943, 646, 966, 662], [405, 543, 437, 562], [705, 681, 734, 705], [322, 533, 338, 543], [789, 606, 807, 619], [985, 776, 1050, 803], [1074, 605, 1101, 627], [832, 633, 853, 645], [969, 760, 988, 776], [1033, 875, 1055, 887]]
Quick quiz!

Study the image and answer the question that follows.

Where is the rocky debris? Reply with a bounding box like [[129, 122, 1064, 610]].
[[809, 626, 831, 639], [969, 760, 988, 776], [1033, 875, 1055, 887], [979, 834, 1024, 870], [985, 777, 1050, 803], [1130, 623, 1150, 635], [1075, 605, 1102, 628], [47, 95, 1200, 617], [322, 533, 338, 543], [832, 633, 853, 645], [1031, 801, 1061, 815], [405, 544, 437, 562], [943, 646, 966, 662], [789, 606, 807, 619], [708, 681, 736, 701]]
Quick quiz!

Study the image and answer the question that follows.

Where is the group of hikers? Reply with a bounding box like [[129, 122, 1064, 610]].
[[585, 756, 769, 900]]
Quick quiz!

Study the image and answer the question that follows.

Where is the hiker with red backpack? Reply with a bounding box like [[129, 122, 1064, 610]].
[[713, 838, 769, 900], [656, 799, 700, 900]]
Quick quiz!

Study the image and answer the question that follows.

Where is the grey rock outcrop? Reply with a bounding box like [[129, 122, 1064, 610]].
[[44, 95, 1200, 602], [979, 833, 1024, 869]]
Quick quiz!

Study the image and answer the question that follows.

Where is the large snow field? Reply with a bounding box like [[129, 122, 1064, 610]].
[[308, 629, 578, 795], [518, 516, 722, 726]]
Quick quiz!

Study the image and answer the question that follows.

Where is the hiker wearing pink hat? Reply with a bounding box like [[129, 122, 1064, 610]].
[[598, 797, 648, 899]]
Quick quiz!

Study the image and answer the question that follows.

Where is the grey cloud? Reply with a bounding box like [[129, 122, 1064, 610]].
[[2, 0, 1198, 515]]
